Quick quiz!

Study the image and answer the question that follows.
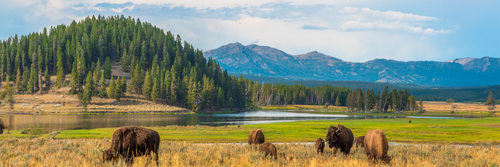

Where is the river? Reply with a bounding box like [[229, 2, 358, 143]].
[[0, 111, 458, 130]]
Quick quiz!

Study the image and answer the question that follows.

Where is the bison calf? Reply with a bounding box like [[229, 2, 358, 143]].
[[315, 138, 325, 154], [248, 129, 265, 144], [364, 129, 391, 163], [258, 142, 277, 159], [354, 136, 365, 148], [103, 126, 160, 165], [325, 124, 354, 155]]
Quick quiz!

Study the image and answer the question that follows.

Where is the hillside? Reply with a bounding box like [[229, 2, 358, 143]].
[[204, 43, 500, 87]]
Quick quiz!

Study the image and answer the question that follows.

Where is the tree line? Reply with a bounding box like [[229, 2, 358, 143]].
[[246, 82, 420, 113], [0, 15, 419, 112]]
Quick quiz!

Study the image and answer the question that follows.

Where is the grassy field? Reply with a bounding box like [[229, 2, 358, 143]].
[[0, 138, 498, 167], [3, 118, 498, 144]]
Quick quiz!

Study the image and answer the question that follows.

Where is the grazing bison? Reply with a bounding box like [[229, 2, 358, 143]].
[[248, 129, 265, 144], [354, 136, 365, 148], [325, 124, 354, 155], [315, 138, 325, 154], [364, 129, 391, 163], [258, 142, 277, 159], [103, 126, 160, 165], [0, 119, 5, 134]]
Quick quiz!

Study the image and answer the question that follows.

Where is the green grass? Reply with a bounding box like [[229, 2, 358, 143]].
[[39, 117, 499, 144]]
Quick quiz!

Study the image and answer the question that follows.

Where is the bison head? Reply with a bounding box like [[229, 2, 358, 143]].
[[325, 125, 342, 148], [102, 149, 118, 162]]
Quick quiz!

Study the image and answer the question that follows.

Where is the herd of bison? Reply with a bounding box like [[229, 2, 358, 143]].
[[99, 124, 391, 165]]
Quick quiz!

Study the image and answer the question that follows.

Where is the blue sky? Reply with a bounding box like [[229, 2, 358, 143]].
[[0, 0, 498, 62]]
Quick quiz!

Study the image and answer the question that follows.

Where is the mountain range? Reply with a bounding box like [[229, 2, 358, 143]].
[[204, 42, 500, 87]]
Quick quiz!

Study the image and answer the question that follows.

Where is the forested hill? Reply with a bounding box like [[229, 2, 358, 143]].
[[0, 15, 419, 113]]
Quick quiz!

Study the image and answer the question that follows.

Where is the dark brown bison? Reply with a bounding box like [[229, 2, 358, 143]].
[[103, 126, 160, 165], [364, 129, 391, 163], [325, 124, 354, 155], [248, 129, 265, 144], [0, 119, 5, 134], [315, 138, 325, 154], [258, 142, 277, 159], [354, 136, 365, 148]]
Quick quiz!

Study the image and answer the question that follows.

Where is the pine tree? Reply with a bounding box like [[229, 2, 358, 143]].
[[98, 71, 107, 97], [108, 76, 116, 99], [15, 67, 22, 92], [56, 45, 65, 88], [335, 96, 340, 106], [151, 78, 161, 102], [69, 60, 80, 94], [81, 72, 94, 108], [129, 63, 143, 94], [120, 49, 130, 72], [44, 67, 50, 90], [3, 77, 15, 110], [142, 71, 152, 99], [115, 77, 126, 100], [104, 57, 111, 79]]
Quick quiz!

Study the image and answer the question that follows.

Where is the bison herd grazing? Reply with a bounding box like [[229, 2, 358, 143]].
[[99, 125, 390, 165]]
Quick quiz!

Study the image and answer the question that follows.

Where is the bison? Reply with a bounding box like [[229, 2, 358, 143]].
[[315, 138, 325, 154], [248, 129, 265, 144], [354, 136, 365, 148], [364, 129, 391, 163], [103, 126, 160, 165], [325, 124, 354, 155], [0, 119, 5, 134], [258, 142, 277, 159]]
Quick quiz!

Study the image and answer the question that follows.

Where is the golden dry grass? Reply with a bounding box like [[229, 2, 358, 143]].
[[0, 88, 187, 114], [423, 101, 499, 114], [0, 138, 498, 167]]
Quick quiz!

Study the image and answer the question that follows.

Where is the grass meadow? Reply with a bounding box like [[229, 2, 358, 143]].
[[2, 118, 499, 144], [0, 138, 498, 167]]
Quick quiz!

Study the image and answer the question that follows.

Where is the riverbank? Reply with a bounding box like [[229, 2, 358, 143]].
[[0, 138, 498, 166], [0, 87, 190, 114], [2, 118, 499, 144], [260, 102, 500, 117]]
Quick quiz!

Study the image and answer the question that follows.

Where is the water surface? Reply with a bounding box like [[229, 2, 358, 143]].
[[0, 110, 457, 130]]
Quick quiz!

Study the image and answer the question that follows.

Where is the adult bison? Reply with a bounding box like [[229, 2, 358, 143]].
[[0, 118, 5, 134], [364, 129, 391, 163], [325, 124, 354, 155], [315, 138, 325, 154], [258, 142, 277, 159], [354, 136, 365, 148], [248, 129, 265, 144], [103, 126, 160, 165]]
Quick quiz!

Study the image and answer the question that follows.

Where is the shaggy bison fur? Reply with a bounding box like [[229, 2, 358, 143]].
[[315, 138, 325, 154], [325, 124, 354, 155], [0, 119, 5, 134], [364, 129, 391, 163], [354, 136, 365, 148], [258, 142, 277, 159], [248, 129, 265, 144], [103, 126, 160, 164]]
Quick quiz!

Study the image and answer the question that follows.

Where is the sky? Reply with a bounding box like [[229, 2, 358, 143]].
[[0, 0, 498, 62]]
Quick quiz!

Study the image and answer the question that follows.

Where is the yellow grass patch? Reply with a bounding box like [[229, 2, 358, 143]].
[[0, 138, 498, 166]]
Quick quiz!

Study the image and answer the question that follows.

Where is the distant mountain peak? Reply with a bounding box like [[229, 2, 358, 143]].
[[204, 43, 500, 87]]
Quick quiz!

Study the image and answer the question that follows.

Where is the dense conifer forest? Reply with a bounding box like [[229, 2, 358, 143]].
[[0, 15, 417, 112]]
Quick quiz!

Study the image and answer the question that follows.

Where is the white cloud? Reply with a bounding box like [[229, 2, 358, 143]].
[[153, 14, 445, 62], [337, 7, 450, 35]]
